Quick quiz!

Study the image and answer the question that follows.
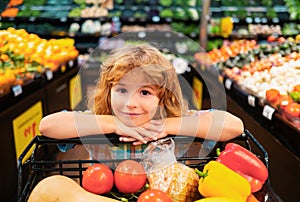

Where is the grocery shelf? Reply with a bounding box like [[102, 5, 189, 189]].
[[225, 93, 300, 202], [221, 74, 300, 158], [0, 73, 44, 112], [0, 59, 78, 112], [0, 59, 81, 202]]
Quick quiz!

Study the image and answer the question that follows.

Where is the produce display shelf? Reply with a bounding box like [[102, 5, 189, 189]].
[[17, 130, 282, 202], [221, 75, 300, 158], [0, 59, 78, 113], [0, 74, 44, 112]]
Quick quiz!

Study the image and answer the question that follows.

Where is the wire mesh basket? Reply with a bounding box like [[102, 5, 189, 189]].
[[17, 129, 282, 202]]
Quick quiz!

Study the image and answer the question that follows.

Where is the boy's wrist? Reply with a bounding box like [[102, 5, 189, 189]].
[[164, 117, 179, 135], [96, 115, 116, 134]]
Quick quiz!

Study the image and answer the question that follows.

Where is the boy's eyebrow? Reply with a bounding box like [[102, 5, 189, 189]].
[[115, 82, 157, 89], [114, 82, 125, 86]]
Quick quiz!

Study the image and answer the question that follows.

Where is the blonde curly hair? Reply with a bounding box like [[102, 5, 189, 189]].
[[89, 44, 188, 118]]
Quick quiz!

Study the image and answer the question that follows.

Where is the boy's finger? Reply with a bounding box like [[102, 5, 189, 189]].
[[119, 136, 135, 142], [133, 141, 144, 145], [135, 128, 157, 140]]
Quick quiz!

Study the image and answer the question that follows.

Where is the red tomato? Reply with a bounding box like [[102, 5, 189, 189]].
[[114, 160, 147, 193], [265, 89, 280, 105], [277, 37, 286, 43], [138, 189, 172, 202], [82, 163, 114, 194], [284, 102, 300, 118], [278, 95, 293, 110], [267, 35, 277, 43]]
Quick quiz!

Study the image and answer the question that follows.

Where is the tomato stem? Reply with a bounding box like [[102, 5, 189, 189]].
[[216, 148, 221, 156], [109, 191, 128, 202], [131, 193, 139, 199]]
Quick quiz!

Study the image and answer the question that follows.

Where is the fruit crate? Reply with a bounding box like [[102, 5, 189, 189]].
[[17, 130, 282, 202]]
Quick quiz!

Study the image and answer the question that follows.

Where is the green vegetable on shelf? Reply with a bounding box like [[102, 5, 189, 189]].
[[17, 9, 41, 17], [187, 8, 199, 21], [186, 0, 197, 7], [73, 0, 85, 5], [290, 91, 300, 103], [23, 0, 46, 6], [173, 7, 188, 20], [159, 0, 173, 7], [160, 9, 173, 18], [68, 7, 83, 18], [174, 0, 183, 6]]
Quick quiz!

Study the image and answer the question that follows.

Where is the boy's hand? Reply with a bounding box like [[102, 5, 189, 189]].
[[118, 119, 168, 145], [114, 117, 163, 144]]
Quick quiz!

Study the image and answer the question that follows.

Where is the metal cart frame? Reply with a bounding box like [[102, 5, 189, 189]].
[[17, 129, 282, 202]]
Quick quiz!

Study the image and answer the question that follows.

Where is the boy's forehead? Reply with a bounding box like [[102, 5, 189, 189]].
[[117, 73, 153, 85]]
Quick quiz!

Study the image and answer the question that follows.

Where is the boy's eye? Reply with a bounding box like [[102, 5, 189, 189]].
[[117, 88, 127, 93], [141, 90, 151, 95]]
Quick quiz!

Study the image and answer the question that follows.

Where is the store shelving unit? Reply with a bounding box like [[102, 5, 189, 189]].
[[0, 59, 80, 202]]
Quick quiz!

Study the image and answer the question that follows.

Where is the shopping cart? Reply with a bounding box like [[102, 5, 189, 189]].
[[17, 129, 282, 202]]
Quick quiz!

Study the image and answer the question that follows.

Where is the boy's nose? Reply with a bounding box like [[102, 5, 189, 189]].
[[126, 93, 139, 108]]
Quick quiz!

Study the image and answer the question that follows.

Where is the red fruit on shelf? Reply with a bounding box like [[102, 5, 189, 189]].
[[265, 89, 281, 105], [277, 37, 286, 43], [284, 103, 300, 118], [267, 35, 277, 43], [278, 95, 294, 110]]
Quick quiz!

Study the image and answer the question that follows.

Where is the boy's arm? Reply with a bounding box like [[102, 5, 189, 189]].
[[164, 110, 244, 141], [39, 111, 149, 143], [39, 111, 115, 139], [119, 110, 244, 145]]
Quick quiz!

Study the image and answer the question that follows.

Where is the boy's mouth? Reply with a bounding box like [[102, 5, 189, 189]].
[[122, 112, 142, 116]]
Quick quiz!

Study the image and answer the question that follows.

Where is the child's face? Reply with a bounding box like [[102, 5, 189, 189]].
[[111, 72, 160, 127]]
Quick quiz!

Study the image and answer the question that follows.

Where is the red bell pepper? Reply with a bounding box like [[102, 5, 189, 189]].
[[216, 143, 268, 193]]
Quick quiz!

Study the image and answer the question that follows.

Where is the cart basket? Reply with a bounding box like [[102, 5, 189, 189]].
[[17, 129, 282, 202]]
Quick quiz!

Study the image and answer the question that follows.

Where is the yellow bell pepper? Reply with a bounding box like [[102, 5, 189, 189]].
[[195, 161, 251, 201], [195, 197, 242, 202]]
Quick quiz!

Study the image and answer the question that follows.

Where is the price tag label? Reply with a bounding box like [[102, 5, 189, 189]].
[[225, 79, 232, 90], [60, 17, 67, 22], [68, 60, 74, 68], [152, 16, 160, 22], [248, 95, 256, 107], [262, 105, 275, 120], [12, 85, 22, 97], [29, 17, 36, 22], [46, 70, 53, 80], [138, 31, 146, 38]]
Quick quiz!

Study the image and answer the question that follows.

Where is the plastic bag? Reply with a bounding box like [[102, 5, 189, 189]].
[[141, 138, 200, 202]]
